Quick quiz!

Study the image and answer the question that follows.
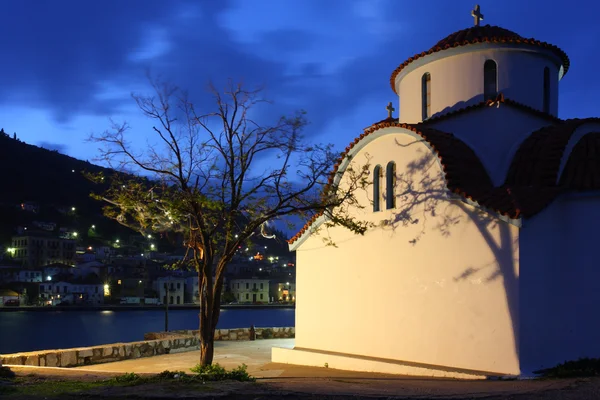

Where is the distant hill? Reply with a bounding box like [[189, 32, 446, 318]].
[[0, 129, 292, 258], [0, 128, 134, 245]]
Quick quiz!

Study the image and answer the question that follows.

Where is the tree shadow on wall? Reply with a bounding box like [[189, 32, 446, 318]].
[[380, 138, 520, 362]]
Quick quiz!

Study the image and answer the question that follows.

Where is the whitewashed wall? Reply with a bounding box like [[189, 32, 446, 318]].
[[291, 127, 521, 375], [520, 193, 600, 375], [396, 46, 561, 124], [426, 106, 550, 186]]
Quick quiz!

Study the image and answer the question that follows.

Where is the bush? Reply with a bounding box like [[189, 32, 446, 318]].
[[534, 358, 600, 378], [157, 370, 187, 380], [190, 363, 255, 382], [261, 328, 273, 339], [111, 372, 141, 383]]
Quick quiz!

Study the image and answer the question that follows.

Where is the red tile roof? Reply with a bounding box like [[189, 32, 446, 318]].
[[559, 132, 600, 190], [288, 117, 600, 245], [420, 93, 561, 125], [390, 25, 570, 94], [506, 119, 599, 187]]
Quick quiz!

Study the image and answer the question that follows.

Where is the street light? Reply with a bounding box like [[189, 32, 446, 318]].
[[71, 207, 76, 211]]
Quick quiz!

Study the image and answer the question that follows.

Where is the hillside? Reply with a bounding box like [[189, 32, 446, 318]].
[[0, 129, 135, 245], [0, 129, 292, 257]]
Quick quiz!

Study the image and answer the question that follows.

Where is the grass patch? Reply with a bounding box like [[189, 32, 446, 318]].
[[0, 378, 109, 397], [534, 358, 600, 378], [0, 365, 255, 398]]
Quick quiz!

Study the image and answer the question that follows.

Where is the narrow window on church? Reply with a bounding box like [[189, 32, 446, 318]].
[[385, 161, 396, 209], [373, 165, 382, 212], [421, 73, 431, 120], [484, 60, 497, 100], [543, 67, 550, 113]]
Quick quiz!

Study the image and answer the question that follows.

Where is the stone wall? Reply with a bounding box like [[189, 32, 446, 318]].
[[145, 326, 295, 341], [1, 326, 294, 368], [0, 335, 198, 367]]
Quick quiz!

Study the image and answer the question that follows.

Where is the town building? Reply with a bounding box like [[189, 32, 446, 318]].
[[39, 279, 104, 305], [274, 7, 600, 378], [155, 276, 185, 305], [11, 232, 76, 267], [269, 280, 295, 303], [229, 278, 269, 304]]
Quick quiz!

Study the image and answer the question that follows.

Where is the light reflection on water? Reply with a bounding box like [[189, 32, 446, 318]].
[[0, 308, 294, 354]]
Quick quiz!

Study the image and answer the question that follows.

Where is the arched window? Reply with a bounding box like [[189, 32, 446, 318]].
[[385, 162, 396, 209], [543, 67, 550, 113], [373, 165, 382, 212], [484, 60, 497, 100], [169, 295, 173, 304], [176, 296, 181, 304], [421, 73, 431, 120]]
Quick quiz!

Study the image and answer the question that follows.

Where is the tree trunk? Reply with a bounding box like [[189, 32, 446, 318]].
[[198, 256, 215, 366], [199, 326, 215, 365], [197, 258, 230, 366]]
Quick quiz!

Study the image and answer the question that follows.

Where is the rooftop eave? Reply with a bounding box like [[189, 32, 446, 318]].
[[392, 42, 569, 94]]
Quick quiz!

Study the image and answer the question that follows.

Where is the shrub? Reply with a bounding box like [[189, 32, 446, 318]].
[[534, 358, 600, 378], [261, 328, 273, 339], [111, 372, 141, 383], [157, 370, 187, 380], [190, 363, 255, 382]]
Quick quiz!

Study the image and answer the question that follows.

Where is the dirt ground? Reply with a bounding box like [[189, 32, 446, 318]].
[[4, 366, 600, 399], [3, 339, 600, 399]]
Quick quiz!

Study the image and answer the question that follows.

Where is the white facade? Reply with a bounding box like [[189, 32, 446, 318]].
[[396, 45, 562, 124], [155, 276, 185, 305], [274, 21, 600, 378], [519, 193, 600, 374], [40, 281, 104, 305], [275, 130, 520, 376], [17, 270, 42, 282], [229, 278, 270, 303]]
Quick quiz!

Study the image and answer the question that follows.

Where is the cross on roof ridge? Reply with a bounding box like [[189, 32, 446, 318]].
[[386, 102, 395, 119], [471, 4, 484, 26]]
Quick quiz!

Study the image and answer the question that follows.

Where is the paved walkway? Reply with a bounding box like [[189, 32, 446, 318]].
[[75, 338, 295, 378], [6, 339, 598, 399]]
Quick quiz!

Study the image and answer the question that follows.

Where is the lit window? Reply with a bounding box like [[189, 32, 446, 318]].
[[484, 60, 497, 101]]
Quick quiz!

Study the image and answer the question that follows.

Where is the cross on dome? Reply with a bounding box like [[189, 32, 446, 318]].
[[471, 4, 484, 26], [386, 102, 395, 119]]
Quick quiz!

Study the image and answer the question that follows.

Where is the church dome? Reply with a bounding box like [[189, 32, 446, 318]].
[[432, 25, 524, 49], [390, 24, 570, 94]]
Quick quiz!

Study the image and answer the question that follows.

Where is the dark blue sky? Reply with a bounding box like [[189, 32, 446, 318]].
[[1, 0, 598, 162]]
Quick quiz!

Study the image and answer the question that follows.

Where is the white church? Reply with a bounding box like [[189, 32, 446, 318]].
[[273, 6, 600, 378]]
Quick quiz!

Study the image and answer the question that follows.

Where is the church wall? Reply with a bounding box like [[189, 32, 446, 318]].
[[292, 128, 521, 375], [426, 106, 551, 186], [520, 194, 600, 375], [397, 46, 560, 124]]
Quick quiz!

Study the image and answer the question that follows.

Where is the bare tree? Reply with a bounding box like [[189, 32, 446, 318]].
[[88, 78, 371, 365]]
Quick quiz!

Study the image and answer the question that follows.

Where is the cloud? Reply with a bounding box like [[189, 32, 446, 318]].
[[38, 141, 68, 153], [0, 0, 412, 149]]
